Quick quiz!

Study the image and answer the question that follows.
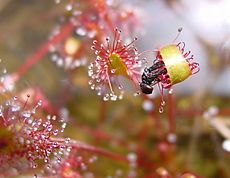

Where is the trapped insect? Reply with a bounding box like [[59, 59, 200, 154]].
[[140, 28, 199, 95]]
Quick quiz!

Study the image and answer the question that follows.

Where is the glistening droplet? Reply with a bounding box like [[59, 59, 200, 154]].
[[169, 88, 173, 94], [134, 91, 140, 96], [159, 106, 164, 113], [65, 4, 73, 11]]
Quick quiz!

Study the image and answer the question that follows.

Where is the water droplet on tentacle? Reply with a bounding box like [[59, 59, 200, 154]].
[[134, 91, 140, 96], [65, 4, 73, 11], [159, 106, 164, 113], [169, 88, 173, 94], [161, 100, 165, 106]]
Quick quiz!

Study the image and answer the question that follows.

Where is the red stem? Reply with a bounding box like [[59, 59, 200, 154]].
[[13, 21, 75, 81], [176, 107, 230, 118], [52, 138, 129, 163], [168, 93, 175, 133], [12, 1, 115, 81], [151, 98, 164, 138]]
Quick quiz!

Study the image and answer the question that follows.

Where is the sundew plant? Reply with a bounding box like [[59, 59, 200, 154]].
[[0, 0, 230, 178]]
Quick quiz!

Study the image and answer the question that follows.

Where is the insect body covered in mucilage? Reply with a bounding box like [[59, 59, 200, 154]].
[[140, 60, 166, 94], [140, 29, 199, 95]]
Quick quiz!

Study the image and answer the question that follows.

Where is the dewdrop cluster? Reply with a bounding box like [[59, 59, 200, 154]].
[[50, 0, 141, 71], [0, 96, 71, 174], [48, 26, 88, 70], [88, 29, 144, 101], [0, 66, 15, 93]]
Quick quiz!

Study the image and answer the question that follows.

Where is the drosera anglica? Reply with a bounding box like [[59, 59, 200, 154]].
[[139, 28, 199, 112], [0, 95, 70, 175], [49, 33, 87, 70], [50, 0, 142, 71], [88, 28, 144, 101]]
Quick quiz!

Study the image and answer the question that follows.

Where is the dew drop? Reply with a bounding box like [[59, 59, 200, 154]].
[[62, 123, 67, 129], [51, 54, 58, 61], [161, 100, 166, 106], [118, 93, 123, 100], [0, 77, 4, 83], [38, 100, 42, 106], [52, 115, 56, 120], [65, 4, 73, 11], [222, 139, 230, 152], [64, 148, 70, 154], [118, 84, 123, 90], [90, 84, 95, 90], [22, 111, 31, 118], [156, 167, 169, 177], [46, 164, 51, 169], [88, 71, 94, 77], [110, 95, 117, 101], [111, 69, 116, 74], [89, 155, 98, 163], [88, 80, 93, 85], [142, 100, 154, 112], [57, 58, 64, 67], [208, 106, 219, 116], [167, 133, 177, 143], [127, 152, 137, 168], [159, 106, 164, 113], [127, 152, 137, 162], [76, 27, 87, 36], [133, 91, 140, 96], [65, 137, 71, 143], [169, 88, 173, 94], [103, 94, 110, 101], [47, 115, 51, 120], [88, 30, 96, 38], [11, 105, 20, 112], [53, 129, 59, 136]]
